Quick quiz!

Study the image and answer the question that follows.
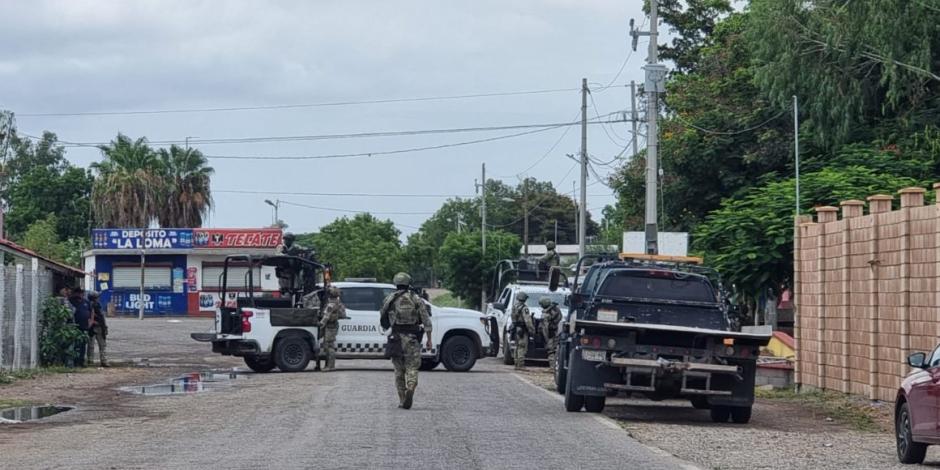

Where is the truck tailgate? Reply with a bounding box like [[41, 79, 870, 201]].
[[574, 319, 771, 346]]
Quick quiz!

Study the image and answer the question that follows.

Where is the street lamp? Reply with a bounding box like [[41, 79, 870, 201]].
[[264, 199, 280, 226]]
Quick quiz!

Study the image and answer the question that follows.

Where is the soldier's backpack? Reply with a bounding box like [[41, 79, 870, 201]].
[[394, 292, 420, 324]]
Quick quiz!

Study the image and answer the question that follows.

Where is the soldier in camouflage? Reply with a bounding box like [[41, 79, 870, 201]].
[[319, 286, 345, 371], [538, 240, 561, 267], [511, 291, 535, 370], [539, 297, 563, 372], [381, 272, 432, 410]]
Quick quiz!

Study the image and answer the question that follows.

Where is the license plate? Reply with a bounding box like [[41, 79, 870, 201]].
[[582, 349, 606, 362], [597, 309, 618, 322]]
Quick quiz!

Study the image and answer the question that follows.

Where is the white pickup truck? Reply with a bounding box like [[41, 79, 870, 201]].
[[193, 273, 499, 373], [486, 283, 570, 365]]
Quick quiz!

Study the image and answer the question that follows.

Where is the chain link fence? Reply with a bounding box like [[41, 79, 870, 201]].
[[0, 264, 52, 371]]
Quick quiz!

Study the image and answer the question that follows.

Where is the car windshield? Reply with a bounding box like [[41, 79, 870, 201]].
[[524, 292, 566, 308]]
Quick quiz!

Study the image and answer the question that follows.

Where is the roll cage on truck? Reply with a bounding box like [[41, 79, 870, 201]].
[[192, 254, 501, 373], [191, 254, 330, 373], [547, 253, 771, 423]]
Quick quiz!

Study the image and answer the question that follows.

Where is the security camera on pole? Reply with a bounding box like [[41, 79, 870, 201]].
[[630, 0, 666, 255]]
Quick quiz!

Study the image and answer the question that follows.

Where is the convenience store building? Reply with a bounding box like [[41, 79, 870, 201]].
[[83, 228, 282, 316]]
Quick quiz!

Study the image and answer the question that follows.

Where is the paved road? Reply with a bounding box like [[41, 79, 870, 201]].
[[0, 318, 695, 469]]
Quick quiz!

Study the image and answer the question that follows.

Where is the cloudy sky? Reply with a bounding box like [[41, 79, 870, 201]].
[[2, 0, 653, 236]]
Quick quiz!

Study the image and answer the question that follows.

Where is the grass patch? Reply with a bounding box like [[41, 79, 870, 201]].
[[431, 292, 472, 309], [756, 386, 883, 432], [0, 366, 83, 386]]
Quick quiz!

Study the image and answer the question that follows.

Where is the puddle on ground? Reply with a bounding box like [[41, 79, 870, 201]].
[[121, 370, 244, 396], [0, 405, 72, 424]]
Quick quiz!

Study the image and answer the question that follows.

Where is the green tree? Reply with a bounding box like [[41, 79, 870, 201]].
[[2, 131, 92, 241], [748, 0, 940, 147], [91, 134, 164, 228], [438, 230, 522, 308], [651, 0, 733, 73], [693, 167, 918, 304], [307, 213, 403, 282], [20, 214, 71, 263], [611, 12, 795, 232], [157, 145, 214, 228]]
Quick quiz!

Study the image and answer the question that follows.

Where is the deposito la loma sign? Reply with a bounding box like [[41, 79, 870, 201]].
[[92, 228, 282, 250]]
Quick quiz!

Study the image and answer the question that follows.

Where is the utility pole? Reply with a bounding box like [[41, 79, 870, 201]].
[[523, 183, 530, 256], [476, 163, 487, 310], [630, 81, 639, 157], [572, 181, 578, 246], [138, 231, 146, 320], [554, 220, 558, 245], [579, 78, 588, 259], [631, 0, 666, 254]]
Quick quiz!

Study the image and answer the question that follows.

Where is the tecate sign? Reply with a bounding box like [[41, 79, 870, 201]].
[[92, 229, 282, 250]]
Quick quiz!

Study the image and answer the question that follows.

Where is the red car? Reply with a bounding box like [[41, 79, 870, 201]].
[[896, 350, 940, 464]]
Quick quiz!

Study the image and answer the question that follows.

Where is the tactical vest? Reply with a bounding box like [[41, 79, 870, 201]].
[[394, 292, 420, 324]]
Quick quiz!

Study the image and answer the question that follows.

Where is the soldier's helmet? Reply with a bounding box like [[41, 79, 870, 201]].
[[539, 297, 552, 308], [516, 291, 529, 302], [546, 241, 556, 250], [328, 286, 341, 298], [393, 272, 412, 287], [283, 232, 296, 242], [87, 291, 100, 300]]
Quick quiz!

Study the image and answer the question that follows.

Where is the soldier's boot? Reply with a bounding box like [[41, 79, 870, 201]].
[[402, 386, 415, 410], [325, 356, 335, 371], [397, 388, 406, 408], [314, 358, 322, 371]]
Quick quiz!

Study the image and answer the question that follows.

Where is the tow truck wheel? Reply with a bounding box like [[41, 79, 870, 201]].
[[584, 395, 606, 413], [710, 405, 732, 423], [243, 355, 276, 373], [502, 334, 514, 365], [564, 387, 585, 412], [730, 406, 752, 424], [274, 336, 312, 373], [554, 356, 567, 394], [564, 354, 584, 412]]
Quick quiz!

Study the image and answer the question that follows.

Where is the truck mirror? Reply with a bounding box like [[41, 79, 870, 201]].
[[492, 302, 505, 312], [548, 267, 561, 292]]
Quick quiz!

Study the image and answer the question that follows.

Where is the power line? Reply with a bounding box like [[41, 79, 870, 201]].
[[596, 18, 646, 91], [494, 110, 581, 179], [671, 110, 787, 136], [32, 120, 601, 147], [280, 200, 434, 216], [14, 87, 580, 117], [215, 189, 473, 198], [202, 125, 568, 161]]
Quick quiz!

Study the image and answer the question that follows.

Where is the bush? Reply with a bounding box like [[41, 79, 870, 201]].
[[38, 298, 86, 367]]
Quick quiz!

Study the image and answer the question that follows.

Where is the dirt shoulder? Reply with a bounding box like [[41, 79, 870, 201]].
[[0, 317, 238, 428], [516, 367, 925, 470]]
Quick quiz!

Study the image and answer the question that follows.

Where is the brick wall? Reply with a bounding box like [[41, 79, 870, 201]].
[[795, 185, 939, 402]]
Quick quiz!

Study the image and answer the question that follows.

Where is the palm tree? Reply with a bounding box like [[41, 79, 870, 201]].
[[156, 145, 214, 227], [91, 134, 165, 228]]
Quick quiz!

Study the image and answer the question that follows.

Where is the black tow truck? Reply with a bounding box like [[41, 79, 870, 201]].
[[551, 253, 771, 423]]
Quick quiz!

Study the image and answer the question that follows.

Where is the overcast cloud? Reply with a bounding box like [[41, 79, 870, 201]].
[[1, 0, 650, 236]]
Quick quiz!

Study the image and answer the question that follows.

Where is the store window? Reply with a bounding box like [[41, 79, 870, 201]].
[[112, 266, 172, 290]]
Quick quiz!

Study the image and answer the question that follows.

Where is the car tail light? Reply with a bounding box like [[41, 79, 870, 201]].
[[579, 336, 603, 348], [241, 309, 253, 333]]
